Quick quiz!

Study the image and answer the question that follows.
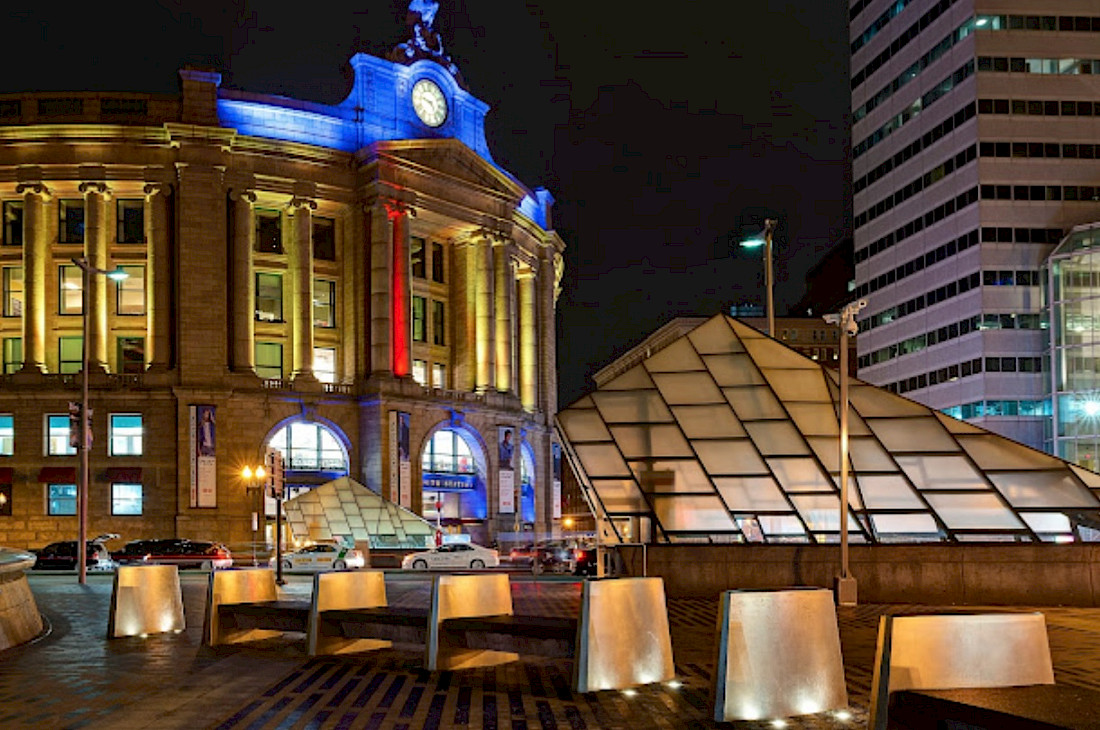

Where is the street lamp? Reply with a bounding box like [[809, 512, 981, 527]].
[[241, 464, 266, 566], [72, 256, 127, 585], [824, 297, 866, 606], [740, 218, 779, 338]]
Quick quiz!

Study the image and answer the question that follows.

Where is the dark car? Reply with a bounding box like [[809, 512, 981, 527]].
[[32, 534, 119, 572], [113, 538, 233, 570], [533, 542, 575, 574], [572, 546, 598, 576]]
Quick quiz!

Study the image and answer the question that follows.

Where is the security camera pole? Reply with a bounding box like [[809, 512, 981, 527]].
[[824, 298, 866, 606]]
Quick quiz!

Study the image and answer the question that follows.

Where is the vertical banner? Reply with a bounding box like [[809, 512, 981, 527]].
[[190, 405, 217, 508], [388, 411, 398, 502], [498, 426, 515, 514], [398, 411, 411, 508], [552, 443, 562, 520]]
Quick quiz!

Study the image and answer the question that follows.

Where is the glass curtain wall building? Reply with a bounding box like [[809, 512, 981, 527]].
[[557, 315, 1100, 544]]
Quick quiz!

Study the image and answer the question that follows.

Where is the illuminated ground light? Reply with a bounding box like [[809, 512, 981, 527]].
[[770, 720, 787, 729], [621, 689, 637, 698], [834, 709, 853, 722], [666, 680, 682, 690]]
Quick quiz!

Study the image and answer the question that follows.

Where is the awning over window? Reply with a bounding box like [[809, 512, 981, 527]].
[[105, 467, 142, 483], [38, 466, 77, 483], [0, 467, 12, 484]]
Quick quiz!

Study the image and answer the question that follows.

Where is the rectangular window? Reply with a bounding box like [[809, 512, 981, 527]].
[[411, 237, 426, 278], [58, 199, 85, 244], [116, 199, 144, 243], [117, 337, 144, 374], [3, 337, 21, 374], [2, 266, 22, 317], [412, 358, 428, 386], [254, 209, 282, 254], [314, 347, 336, 383], [47, 484, 77, 516], [432, 362, 446, 389], [59, 265, 83, 315], [116, 265, 145, 315], [111, 483, 142, 516], [312, 217, 336, 261], [431, 242, 444, 283], [0, 414, 12, 456], [58, 336, 82, 374], [109, 414, 143, 456], [255, 272, 283, 322], [3, 201, 23, 247], [255, 342, 283, 380], [46, 414, 75, 456], [412, 296, 427, 342], [432, 300, 445, 345], [313, 279, 335, 328]]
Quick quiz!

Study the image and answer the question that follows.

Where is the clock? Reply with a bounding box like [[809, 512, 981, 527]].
[[411, 78, 447, 128]]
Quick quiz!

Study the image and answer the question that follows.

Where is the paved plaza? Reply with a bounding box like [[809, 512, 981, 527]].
[[4, 572, 1100, 729]]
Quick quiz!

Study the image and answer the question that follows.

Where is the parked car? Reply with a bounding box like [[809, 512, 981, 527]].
[[534, 542, 574, 573], [572, 545, 598, 576], [507, 543, 536, 566], [32, 534, 119, 571], [113, 538, 233, 570], [277, 542, 366, 571], [401, 543, 500, 570]]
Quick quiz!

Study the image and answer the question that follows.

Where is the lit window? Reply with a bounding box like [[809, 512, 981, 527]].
[[116, 265, 145, 315], [412, 358, 428, 385], [58, 199, 84, 244], [117, 337, 144, 374], [422, 429, 476, 474], [314, 347, 336, 383], [3, 201, 22, 247], [2, 337, 20, 374], [255, 272, 283, 322], [411, 236, 426, 278], [312, 217, 335, 261], [111, 483, 142, 515], [47, 484, 76, 515], [255, 342, 283, 379], [116, 199, 144, 243], [46, 414, 75, 456], [314, 279, 335, 327], [268, 420, 347, 472], [109, 414, 143, 456], [432, 300, 445, 345], [412, 296, 426, 342], [59, 265, 83, 315], [2, 267, 21, 317], [59, 336, 82, 374], [432, 362, 446, 388], [0, 414, 12, 456], [254, 209, 282, 254]]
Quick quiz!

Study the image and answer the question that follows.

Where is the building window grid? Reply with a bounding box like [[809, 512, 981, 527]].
[[313, 279, 335, 328], [111, 483, 143, 515], [412, 296, 427, 342], [0, 414, 12, 456], [255, 342, 283, 380], [2, 266, 23, 317], [47, 483, 76, 516], [46, 414, 75, 456], [312, 217, 336, 261], [431, 300, 445, 346], [116, 199, 144, 243], [117, 337, 144, 374], [3, 337, 21, 374], [116, 265, 145, 315], [58, 265, 83, 315], [254, 209, 282, 254], [58, 200, 84, 244], [431, 242, 445, 283], [109, 414, 143, 456], [255, 272, 283, 322], [58, 336, 82, 374], [3, 201, 22, 247], [411, 237, 426, 279]]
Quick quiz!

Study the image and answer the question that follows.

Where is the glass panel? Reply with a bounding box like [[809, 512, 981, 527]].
[[601, 366, 655, 391], [741, 334, 821, 369], [847, 384, 930, 417], [743, 421, 809, 455], [671, 404, 745, 439], [312, 217, 336, 261], [868, 417, 961, 452], [111, 483, 142, 515], [808, 437, 840, 473], [48, 483, 77, 515], [653, 495, 735, 532], [651, 372, 724, 404], [757, 515, 806, 536], [610, 424, 692, 458], [116, 199, 144, 243], [313, 279, 335, 327], [109, 414, 143, 456], [935, 411, 986, 434], [858, 474, 924, 508], [724, 387, 786, 420], [897, 455, 987, 490], [558, 408, 611, 442], [0, 414, 12, 455], [767, 457, 834, 492], [58, 337, 82, 374], [686, 316, 744, 354], [872, 513, 940, 535], [714, 476, 788, 510], [255, 273, 282, 322], [762, 369, 832, 402], [631, 460, 712, 493], [848, 437, 898, 471], [790, 494, 841, 531], [574, 444, 632, 478], [255, 342, 282, 379], [1070, 464, 1100, 488], [959, 434, 1065, 471], [694, 439, 767, 475], [58, 265, 83, 314], [643, 337, 704, 372], [704, 354, 766, 386], [591, 391, 673, 423], [923, 493, 1025, 529], [47, 414, 75, 455], [787, 403, 840, 436], [1020, 512, 1072, 533], [988, 472, 1098, 507], [314, 347, 336, 383], [589, 478, 648, 512]]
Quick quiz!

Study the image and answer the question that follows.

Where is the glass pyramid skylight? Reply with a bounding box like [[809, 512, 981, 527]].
[[556, 314, 1100, 544]]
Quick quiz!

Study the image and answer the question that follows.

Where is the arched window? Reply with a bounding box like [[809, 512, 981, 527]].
[[422, 429, 478, 475], [268, 421, 348, 473]]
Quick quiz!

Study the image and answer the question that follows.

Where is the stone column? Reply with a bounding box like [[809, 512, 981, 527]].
[[290, 196, 317, 383], [80, 181, 110, 371], [475, 233, 495, 391], [16, 183, 48, 373], [227, 189, 255, 373], [493, 241, 514, 393], [538, 250, 559, 417], [368, 201, 392, 377], [384, 199, 413, 378], [518, 267, 537, 411], [451, 235, 476, 391], [144, 183, 172, 372]]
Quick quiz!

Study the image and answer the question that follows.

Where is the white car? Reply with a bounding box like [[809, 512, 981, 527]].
[[277, 543, 366, 571], [401, 543, 500, 570]]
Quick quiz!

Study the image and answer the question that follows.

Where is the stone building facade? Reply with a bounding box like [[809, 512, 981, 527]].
[[0, 42, 565, 550]]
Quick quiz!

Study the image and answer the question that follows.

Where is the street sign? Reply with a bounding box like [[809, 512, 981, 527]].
[[266, 449, 284, 498]]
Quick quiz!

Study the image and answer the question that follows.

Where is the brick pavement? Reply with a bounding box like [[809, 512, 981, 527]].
[[3, 572, 1100, 729]]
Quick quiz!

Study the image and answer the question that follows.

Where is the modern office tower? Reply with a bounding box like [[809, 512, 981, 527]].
[[851, 1, 1100, 450]]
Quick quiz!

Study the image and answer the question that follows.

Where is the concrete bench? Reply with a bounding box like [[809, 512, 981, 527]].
[[107, 564, 186, 639], [869, 612, 1055, 730]]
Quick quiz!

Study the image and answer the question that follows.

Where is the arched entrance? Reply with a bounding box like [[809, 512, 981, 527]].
[[420, 426, 488, 542], [265, 418, 350, 500]]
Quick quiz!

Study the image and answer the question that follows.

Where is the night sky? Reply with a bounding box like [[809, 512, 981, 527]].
[[1, 1, 851, 406]]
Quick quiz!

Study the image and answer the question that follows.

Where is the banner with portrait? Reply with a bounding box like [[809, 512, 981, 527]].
[[497, 426, 516, 514], [552, 442, 562, 520], [390, 411, 412, 508], [190, 404, 217, 508]]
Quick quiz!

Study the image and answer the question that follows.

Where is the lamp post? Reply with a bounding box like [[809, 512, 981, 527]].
[[824, 298, 866, 606], [740, 218, 779, 337], [241, 465, 266, 566], [72, 256, 127, 585]]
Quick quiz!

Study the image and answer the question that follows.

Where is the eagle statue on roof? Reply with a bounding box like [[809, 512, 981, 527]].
[[389, 0, 467, 89]]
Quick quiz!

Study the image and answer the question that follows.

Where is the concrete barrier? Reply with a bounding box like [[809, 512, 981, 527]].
[[108, 565, 185, 638], [713, 588, 847, 722], [203, 568, 281, 646], [427, 573, 517, 670], [0, 548, 42, 651]]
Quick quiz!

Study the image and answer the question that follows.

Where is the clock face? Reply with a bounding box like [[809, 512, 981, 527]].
[[412, 79, 447, 128]]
